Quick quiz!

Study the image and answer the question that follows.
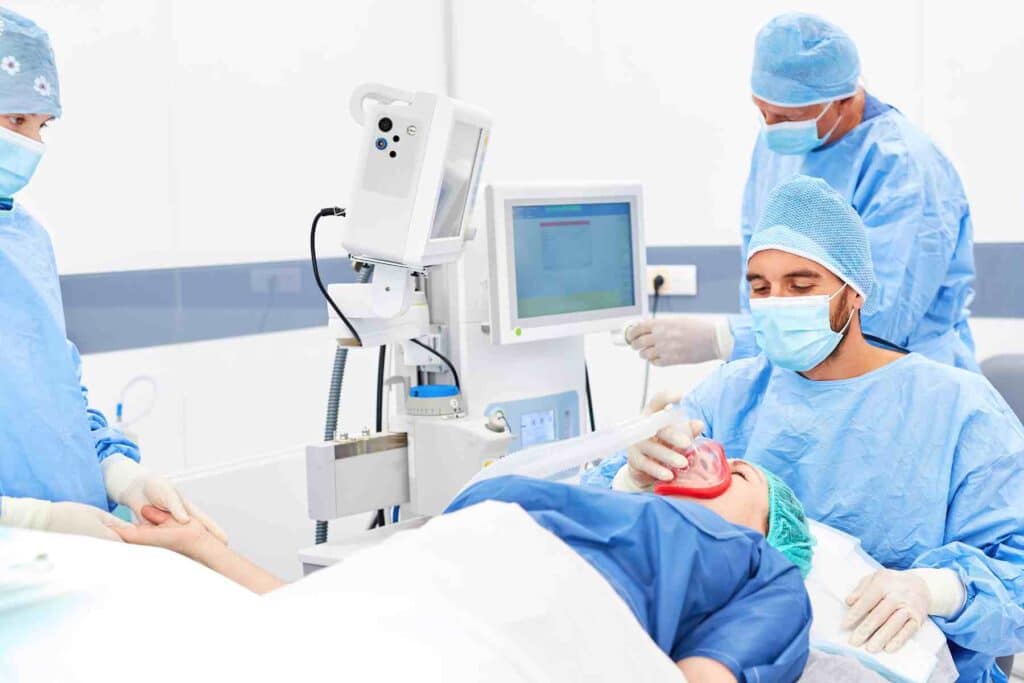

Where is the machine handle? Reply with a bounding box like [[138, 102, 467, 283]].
[[349, 83, 416, 124]]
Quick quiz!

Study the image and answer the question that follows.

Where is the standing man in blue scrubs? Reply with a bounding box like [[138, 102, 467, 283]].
[[629, 12, 978, 372], [0, 8, 225, 543]]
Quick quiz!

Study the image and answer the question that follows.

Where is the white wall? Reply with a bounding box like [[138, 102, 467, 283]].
[[6, 1, 1023, 578]]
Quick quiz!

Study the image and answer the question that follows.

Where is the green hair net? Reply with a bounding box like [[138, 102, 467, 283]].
[[757, 464, 815, 578]]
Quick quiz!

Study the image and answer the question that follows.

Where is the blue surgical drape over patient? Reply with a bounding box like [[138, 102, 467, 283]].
[[732, 95, 978, 371], [448, 476, 812, 683], [0, 205, 139, 512]]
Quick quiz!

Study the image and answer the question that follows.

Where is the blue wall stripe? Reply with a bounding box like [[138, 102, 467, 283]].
[[62, 258, 358, 353], [61, 244, 1024, 354]]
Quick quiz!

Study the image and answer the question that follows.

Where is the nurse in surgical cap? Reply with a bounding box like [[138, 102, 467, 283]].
[[628, 12, 979, 373], [0, 8, 226, 543]]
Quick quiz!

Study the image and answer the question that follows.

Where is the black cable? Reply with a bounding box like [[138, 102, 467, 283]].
[[864, 333, 910, 354], [640, 275, 665, 409], [309, 207, 363, 346], [409, 338, 461, 390], [376, 345, 386, 433], [370, 343, 388, 529], [369, 509, 386, 529], [584, 364, 596, 433]]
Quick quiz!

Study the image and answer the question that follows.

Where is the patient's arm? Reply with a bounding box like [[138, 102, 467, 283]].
[[677, 657, 737, 683], [116, 506, 285, 595]]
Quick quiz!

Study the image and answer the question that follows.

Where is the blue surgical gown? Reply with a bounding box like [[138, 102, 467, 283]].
[[587, 353, 1024, 682], [447, 475, 812, 683], [732, 94, 978, 372], [0, 204, 139, 513]]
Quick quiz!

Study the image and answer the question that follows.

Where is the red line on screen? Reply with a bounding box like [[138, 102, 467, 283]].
[[539, 220, 591, 227]]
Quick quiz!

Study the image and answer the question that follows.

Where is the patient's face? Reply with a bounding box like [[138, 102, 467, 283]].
[[672, 460, 770, 535]]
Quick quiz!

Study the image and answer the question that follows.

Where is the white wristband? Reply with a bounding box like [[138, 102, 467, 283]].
[[101, 453, 145, 503], [0, 496, 53, 530], [909, 567, 966, 618], [612, 465, 653, 493]]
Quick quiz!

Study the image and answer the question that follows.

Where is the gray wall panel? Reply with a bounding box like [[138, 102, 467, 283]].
[[60, 244, 1022, 353]]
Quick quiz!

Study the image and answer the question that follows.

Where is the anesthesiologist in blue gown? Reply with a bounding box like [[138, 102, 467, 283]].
[[0, 8, 225, 543], [628, 11, 978, 372], [589, 176, 1024, 682]]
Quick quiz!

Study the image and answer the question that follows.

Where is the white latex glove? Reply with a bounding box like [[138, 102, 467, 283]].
[[626, 317, 734, 366], [843, 567, 964, 653], [616, 391, 705, 490], [102, 454, 228, 544], [0, 496, 129, 542]]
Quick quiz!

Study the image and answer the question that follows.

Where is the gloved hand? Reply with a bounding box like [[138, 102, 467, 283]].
[[844, 569, 930, 653], [626, 317, 734, 366], [0, 496, 129, 541], [844, 567, 966, 653], [102, 454, 228, 544], [615, 391, 705, 491]]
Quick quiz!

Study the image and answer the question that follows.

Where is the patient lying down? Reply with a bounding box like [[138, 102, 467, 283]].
[[117, 461, 814, 683]]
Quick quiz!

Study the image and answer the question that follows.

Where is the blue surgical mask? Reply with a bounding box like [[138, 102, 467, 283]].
[[762, 100, 841, 155], [749, 284, 854, 371], [0, 124, 45, 199]]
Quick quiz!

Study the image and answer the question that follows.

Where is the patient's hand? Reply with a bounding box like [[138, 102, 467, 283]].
[[115, 505, 220, 561], [117, 506, 284, 594]]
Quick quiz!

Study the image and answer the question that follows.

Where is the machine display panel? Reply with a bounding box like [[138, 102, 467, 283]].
[[511, 202, 636, 320]]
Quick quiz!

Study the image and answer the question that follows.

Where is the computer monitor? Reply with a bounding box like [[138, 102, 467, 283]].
[[486, 182, 646, 345]]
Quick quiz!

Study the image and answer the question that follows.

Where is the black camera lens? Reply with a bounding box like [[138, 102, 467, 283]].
[[375, 137, 388, 151], [389, 151, 397, 158], [378, 117, 393, 133]]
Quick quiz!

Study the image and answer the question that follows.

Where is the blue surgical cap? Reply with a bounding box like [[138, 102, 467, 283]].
[[751, 12, 859, 107], [748, 175, 876, 313], [0, 8, 61, 117]]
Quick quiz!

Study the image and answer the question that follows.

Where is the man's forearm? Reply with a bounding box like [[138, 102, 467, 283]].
[[191, 536, 285, 594]]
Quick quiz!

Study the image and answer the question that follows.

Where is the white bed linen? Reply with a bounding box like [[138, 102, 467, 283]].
[[0, 503, 683, 683], [806, 521, 957, 683]]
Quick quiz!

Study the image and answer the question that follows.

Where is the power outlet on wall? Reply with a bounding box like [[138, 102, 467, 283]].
[[647, 265, 697, 296]]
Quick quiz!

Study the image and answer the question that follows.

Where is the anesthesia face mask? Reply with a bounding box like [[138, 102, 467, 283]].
[[653, 438, 732, 499]]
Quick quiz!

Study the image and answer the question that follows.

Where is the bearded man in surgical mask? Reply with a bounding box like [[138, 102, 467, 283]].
[[590, 175, 1024, 682], [629, 12, 978, 372], [0, 8, 226, 544]]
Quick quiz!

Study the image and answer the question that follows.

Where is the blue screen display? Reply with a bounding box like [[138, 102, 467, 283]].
[[511, 202, 635, 319]]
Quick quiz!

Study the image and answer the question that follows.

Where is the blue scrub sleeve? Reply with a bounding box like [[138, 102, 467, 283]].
[[69, 342, 141, 465], [580, 451, 626, 488], [674, 547, 810, 683], [853, 158, 963, 346], [911, 441, 1024, 656]]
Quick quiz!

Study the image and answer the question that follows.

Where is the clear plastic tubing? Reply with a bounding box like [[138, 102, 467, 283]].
[[460, 403, 688, 492]]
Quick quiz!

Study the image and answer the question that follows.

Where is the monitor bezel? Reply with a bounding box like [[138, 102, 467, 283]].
[[486, 182, 647, 346]]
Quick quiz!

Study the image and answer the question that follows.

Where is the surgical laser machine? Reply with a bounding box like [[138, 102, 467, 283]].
[[301, 83, 646, 571]]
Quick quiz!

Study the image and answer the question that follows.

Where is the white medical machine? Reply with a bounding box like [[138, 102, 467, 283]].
[[301, 83, 646, 571]]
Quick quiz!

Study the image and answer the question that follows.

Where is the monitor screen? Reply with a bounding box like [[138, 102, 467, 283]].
[[519, 409, 556, 448], [511, 202, 636, 319]]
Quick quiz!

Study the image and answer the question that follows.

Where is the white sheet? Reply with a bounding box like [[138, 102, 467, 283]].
[[0, 505, 682, 683], [2, 510, 958, 683], [271, 500, 683, 682], [806, 521, 956, 683]]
